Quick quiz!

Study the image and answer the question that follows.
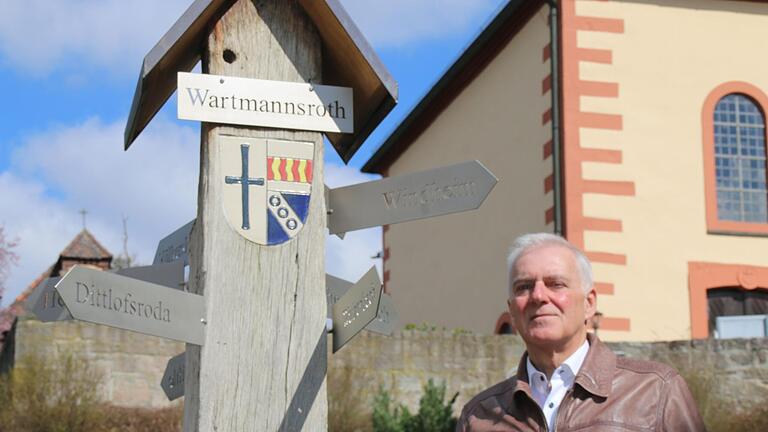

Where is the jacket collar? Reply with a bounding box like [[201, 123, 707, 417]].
[[575, 333, 614, 398], [514, 333, 614, 400]]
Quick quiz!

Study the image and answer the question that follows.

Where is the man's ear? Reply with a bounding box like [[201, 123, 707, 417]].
[[584, 287, 597, 321]]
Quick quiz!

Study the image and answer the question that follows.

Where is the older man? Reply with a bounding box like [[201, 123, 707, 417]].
[[457, 233, 704, 431]]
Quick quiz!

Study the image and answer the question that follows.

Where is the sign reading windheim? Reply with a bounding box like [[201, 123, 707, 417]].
[[177, 72, 353, 134], [327, 160, 497, 235], [55, 266, 206, 345]]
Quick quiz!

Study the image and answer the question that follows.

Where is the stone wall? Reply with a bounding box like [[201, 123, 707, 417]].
[[13, 317, 184, 408], [609, 337, 768, 411], [330, 331, 768, 416], [10, 318, 767, 415], [329, 331, 526, 416]]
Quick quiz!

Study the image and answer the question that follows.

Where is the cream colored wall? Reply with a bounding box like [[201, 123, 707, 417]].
[[385, 6, 552, 334], [575, 0, 768, 341]]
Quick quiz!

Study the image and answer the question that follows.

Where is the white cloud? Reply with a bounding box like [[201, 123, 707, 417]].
[[340, 0, 507, 48], [1, 116, 199, 305], [0, 0, 506, 76], [324, 161, 379, 188], [0, 0, 190, 76]]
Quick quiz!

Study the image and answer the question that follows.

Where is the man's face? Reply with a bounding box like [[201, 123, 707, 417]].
[[508, 244, 596, 351]]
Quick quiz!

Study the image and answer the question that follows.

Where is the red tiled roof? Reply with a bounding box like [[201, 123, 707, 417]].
[[60, 229, 112, 260], [1, 230, 112, 331]]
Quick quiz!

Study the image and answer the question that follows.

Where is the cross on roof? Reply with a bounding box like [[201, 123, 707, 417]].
[[79, 209, 88, 230]]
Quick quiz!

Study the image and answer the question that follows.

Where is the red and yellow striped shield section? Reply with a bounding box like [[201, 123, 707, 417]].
[[267, 157, 313, 183]]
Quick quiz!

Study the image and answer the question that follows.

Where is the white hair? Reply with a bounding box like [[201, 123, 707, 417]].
[[506, 232, 593, 295]]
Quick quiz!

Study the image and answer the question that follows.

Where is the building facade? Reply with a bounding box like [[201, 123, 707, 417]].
[[363, 0, 768, 341]]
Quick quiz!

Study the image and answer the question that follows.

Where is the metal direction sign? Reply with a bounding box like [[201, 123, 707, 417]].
[[331, 266, 382, 352], [326, 274, 396, 336], [116, 261, 185, 291], [153, 219, 194, 265], [26, 262, 186, 323], [327, 160, 497, 235], [26, 276, 71, 322], [365, 293, 397, 336], [178, 72, 353, 134], [325, 274, 352, 317], [55, 266, 206, 345], [161, 351, 186, 401]]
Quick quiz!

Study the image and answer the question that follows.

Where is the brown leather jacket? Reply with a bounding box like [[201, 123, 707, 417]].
[[457, 334, 705, 431]]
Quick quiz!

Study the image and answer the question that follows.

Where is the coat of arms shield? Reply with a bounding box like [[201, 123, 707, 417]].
[[220, 136, 314, 245]]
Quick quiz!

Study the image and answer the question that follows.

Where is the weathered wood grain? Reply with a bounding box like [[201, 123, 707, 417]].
[[184, 0, 327, 430]]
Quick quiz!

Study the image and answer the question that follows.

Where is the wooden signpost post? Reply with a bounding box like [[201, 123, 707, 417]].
[[124, 1, 396, 430], [17, 0, 500, 430]]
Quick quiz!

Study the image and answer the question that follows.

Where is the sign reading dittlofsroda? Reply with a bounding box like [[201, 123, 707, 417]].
[[27, 262, 186, 323], [177, 72, 353, 134], [55, 266, 205, 345]]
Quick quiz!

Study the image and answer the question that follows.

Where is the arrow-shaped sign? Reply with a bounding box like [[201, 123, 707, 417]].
[[327, 160, 497, 235], [326, 273, 396, 335], [153, 220, 194, 265], [365, 294, 397, 336], [116, 260, 186, 291], [55, 266, 205, 345], [331, 266, 382, 353], [161, 351, 186, 401], [25, 276, 68, 322], [27, 261, 186, 323]]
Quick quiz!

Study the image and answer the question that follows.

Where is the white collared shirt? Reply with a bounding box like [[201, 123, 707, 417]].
[[526, 340, 590, 431]]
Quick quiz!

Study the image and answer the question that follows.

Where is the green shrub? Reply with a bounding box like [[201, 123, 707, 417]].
[[372, 379, 457, 432], [0, 347, 183, 432], [0, 349, 102, 432]]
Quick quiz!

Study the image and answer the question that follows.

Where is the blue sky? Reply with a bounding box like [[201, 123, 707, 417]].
[[0, 0, 507, 305]]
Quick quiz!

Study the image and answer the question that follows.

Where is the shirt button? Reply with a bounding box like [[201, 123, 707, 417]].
[[549, 402, 554, 408], [539, 376, 545, 381]]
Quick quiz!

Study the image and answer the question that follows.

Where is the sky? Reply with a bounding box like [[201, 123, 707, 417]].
[[0, 0, 507, 306]]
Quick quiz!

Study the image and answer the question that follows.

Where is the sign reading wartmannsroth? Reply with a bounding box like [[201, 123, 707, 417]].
[[178, 72, 353, 134]]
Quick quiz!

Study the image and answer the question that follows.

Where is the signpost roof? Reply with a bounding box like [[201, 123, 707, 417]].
[[124, 0, 397, 163]]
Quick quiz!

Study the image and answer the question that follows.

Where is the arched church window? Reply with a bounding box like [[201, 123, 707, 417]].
[[713, 94, 768, 222]]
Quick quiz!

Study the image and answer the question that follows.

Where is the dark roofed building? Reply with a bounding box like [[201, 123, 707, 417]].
[[0, 229, 181, 407], [0, 229, 112, 370], [11, 230, 112, 315]]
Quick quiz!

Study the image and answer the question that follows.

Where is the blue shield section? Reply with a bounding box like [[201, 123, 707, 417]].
[[267, 212, 289, 245], [283, 194, 310, 223], [266, 193, 311, 245]]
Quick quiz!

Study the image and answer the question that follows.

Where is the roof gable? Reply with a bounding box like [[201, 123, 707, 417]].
[[60, 229, 112, 260], [362, 0, 543, 174], [124, 0, 397, 163]]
